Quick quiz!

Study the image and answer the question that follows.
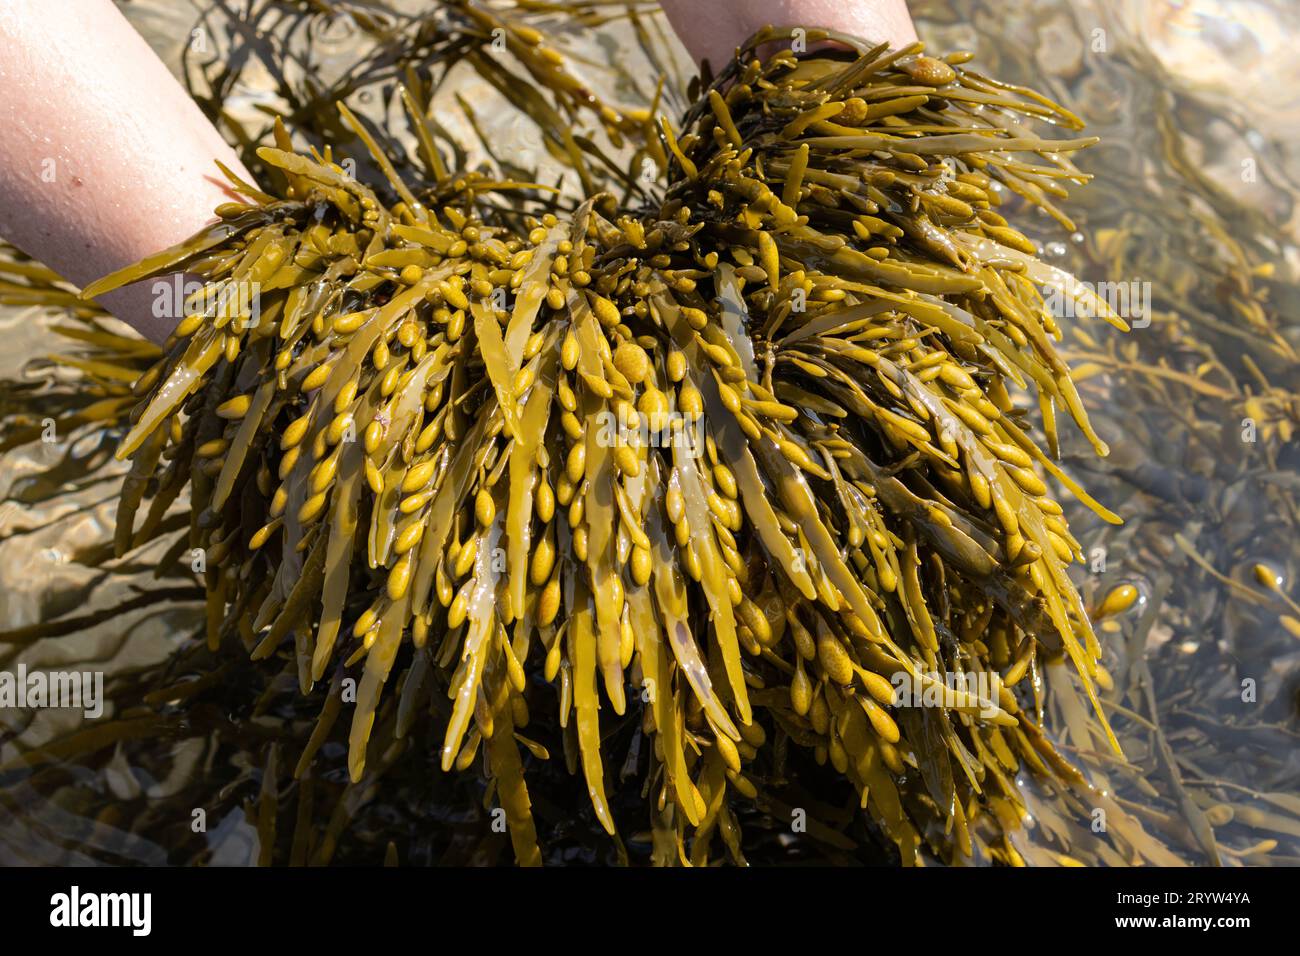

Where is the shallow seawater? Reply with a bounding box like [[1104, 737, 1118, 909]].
[[915, 0, 1300, 867], [0, 0, 1296, 865]]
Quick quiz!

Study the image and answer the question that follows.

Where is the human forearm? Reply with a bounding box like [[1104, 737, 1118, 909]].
[[0, 0, 253, 342]]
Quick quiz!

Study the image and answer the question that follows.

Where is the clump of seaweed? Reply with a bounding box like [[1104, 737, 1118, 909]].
[[51, 21, 1156, 866]]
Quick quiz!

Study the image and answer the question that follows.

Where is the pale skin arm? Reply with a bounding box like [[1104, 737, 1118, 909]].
[[659, 0, 917, 71], [0, 0, 253, 344]]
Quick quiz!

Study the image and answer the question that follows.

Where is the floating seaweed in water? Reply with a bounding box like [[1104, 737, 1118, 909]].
[[942, 0, 1300, 866]]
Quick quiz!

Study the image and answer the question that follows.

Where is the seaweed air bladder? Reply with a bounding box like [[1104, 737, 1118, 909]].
[[6, 10, 1177, 866]]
